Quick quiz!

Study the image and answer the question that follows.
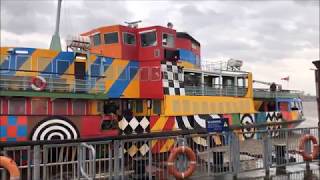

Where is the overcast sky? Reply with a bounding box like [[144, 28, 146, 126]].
[[1, 0, 319, 95]]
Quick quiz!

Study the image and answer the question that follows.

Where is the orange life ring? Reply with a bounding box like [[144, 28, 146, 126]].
[[0, 156, 20, 180], [298, 134, 319, 161], [167, 146, 196, 179], [31, 76, 47, 91]]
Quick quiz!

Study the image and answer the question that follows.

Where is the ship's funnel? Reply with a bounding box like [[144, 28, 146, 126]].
[[50, 0, 62, 51]]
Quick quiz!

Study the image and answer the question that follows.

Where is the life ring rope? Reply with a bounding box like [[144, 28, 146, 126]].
[[0, 156, 20, 180], [298, 134, 319, 161], [167, 146, 197, 179], [31, 76, 47, 91]]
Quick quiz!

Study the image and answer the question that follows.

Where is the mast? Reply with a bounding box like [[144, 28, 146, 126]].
[[49, 0, 62, 51]]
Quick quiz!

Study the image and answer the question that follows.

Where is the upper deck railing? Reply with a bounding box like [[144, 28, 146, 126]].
[[253, 88, 302, 99], [185, 85, 248, 97], [0, 70, 106, 94]]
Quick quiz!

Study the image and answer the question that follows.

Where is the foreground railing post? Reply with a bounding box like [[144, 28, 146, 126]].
[[263, 132, 271, 178], [33, 145, 41, 180], [113, 140, 120, 180], [312, 60, 320, 164], [148, 139, 152, 180], [229, 132, 240, 179]]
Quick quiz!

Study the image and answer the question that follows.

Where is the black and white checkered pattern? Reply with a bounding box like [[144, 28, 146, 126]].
[[123, 142, 150, 157], [161, 61, 185, 95], [118, 116, 150, 135]]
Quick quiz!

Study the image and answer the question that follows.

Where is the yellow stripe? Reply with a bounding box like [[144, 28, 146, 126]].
[[151, 140, 158, 149], [35, 50, 59, 74], [0, 47, 9, 64], [150, 116, 167, 132], [121, 72, 140, 98], [160, 139, 175, 153]]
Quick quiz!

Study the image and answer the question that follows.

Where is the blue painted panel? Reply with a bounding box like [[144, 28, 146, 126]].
[[179, 49, 196, 64], [107, 61, 139, 98], [87, 57, 113, 89]]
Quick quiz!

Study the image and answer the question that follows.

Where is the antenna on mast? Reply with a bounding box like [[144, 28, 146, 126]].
[[50, 0, 62, 51]]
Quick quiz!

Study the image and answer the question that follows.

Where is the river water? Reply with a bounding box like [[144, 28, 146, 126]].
[[299, 101, 319, 128]]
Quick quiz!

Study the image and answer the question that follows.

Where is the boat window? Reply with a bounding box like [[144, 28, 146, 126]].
[[92, 34, 101, 46], [141, 31, 157, 47], [57, 60, 69, 75], [16, 55, 31, 71], [123, 32, 136, 45], [278, 102, 289, 111], [90, 63, 101, 77], [153, 100, 161, 114], [162, 33, 174, 48], [31, 99, 48, 115], [151, 67, 161, 81], [73, 100, 86, 115], [291, 101, 299, 111], [191, 42, 198, 50], [267, 101, 276, 112], [104, 32, 118, 44], [53, 99, 68, 115], [9, 98, 26, 115], [195, 55, 200, 66], [140, 67, 149, 81], [135, 100, 143, 113]]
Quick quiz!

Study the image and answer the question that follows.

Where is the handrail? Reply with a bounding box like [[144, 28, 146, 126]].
[[0, 74, 106, 93], [0, 69, 106, 78]]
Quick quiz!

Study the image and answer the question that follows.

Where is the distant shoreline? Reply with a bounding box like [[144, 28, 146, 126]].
[[301, 95, 316, 102]]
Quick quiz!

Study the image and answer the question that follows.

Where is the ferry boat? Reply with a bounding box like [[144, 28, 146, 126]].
[[0, 3, 304, 154]]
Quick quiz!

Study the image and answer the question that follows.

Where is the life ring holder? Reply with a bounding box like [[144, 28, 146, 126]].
[[167, 146, 196, 179], [31, 76, 47, 91], [0, 156, 20, 180], [298, 134, 319, 161]]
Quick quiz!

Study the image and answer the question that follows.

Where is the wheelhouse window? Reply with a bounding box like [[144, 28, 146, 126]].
[[153, 100, 161, 114], [53, 99, 68, 115], [135, 100, 143, 113], [9, 98, 26, 115], [123, 32, 136, 45], [162, 33, 174, 48], [31, 99, 48, 115], [104, 32, 118, 44], [140, 31, 157, 47], [92, 33, 101, 46], [73, 100, 86, 115]]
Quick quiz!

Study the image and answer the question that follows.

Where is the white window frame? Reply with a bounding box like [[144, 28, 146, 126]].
[[162, 33, 175, 48]]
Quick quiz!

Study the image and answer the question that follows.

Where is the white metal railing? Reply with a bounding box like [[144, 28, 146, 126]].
[[0, 74, 106, 93], [253, 88, 302, 98], [185, 85, 248, 97]]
